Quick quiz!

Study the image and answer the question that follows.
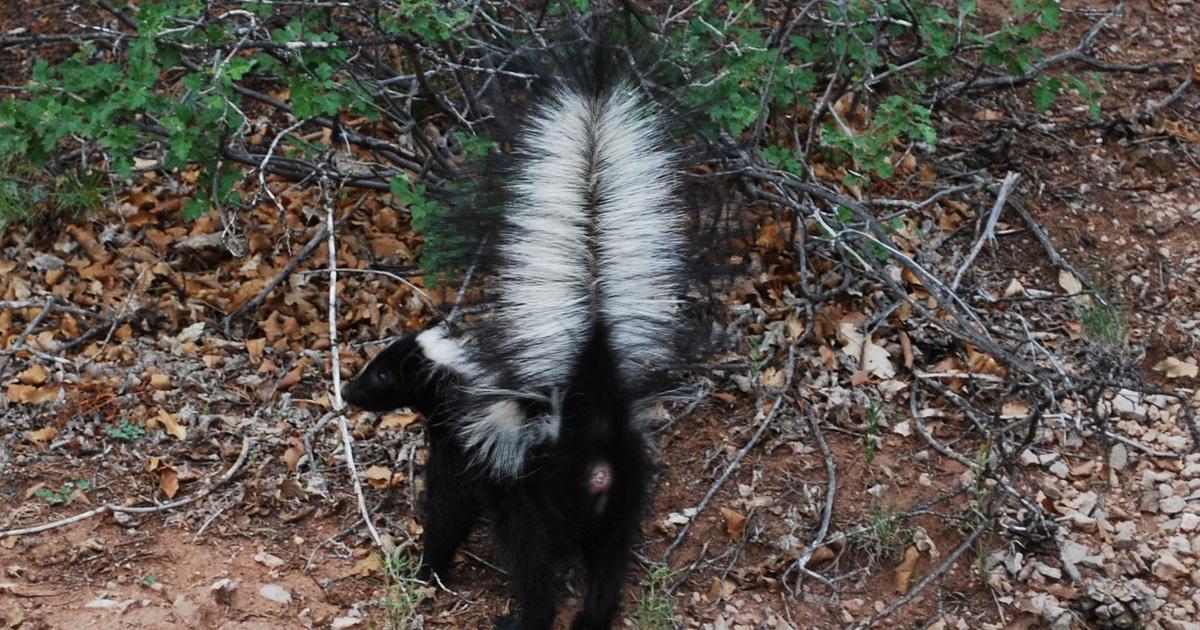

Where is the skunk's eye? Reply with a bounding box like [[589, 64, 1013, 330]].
[[374, 368, 389, 384]]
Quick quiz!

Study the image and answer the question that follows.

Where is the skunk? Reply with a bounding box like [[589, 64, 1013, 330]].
[[343, 63, 686, 630]]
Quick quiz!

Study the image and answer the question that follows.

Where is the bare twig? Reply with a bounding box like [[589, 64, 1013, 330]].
[[951, 172, 1020, 291], [662, 342, 799, 564], [222, 195, 362, 335], [0, 438, 252, 539], [320, 169, 385, 552], [848, 490, 1003, 629]]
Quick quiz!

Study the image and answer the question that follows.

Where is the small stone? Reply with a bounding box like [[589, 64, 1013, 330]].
[[1141, 491, 1161, 514], [1168, 535, 1193, 556], [1110, 444, 1130, 471], [258, 583, 292, 605], [1162, 496, 1188, 515], [1166, 436, 1191, 452], [1050, 461, 1070, 479], [1153, 553, 1188, 581]]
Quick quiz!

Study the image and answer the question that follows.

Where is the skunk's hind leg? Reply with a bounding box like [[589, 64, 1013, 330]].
[[417, 429, 478, 582], [490, 493, 560, 630]]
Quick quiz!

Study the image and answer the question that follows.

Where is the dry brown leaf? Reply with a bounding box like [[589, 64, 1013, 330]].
[[1003, 278, 1026, 297], [277, 366, 303, 391], [966, 347, 1006, 377], [754, 219, 787, 251], [159, 466, 179, 499], [1001, 399, 1031, 418], [363, 466, 395, 490], [245, 338, 267, 362], [760, 366, 785, 390], [282, 441, 305, 472], [894, 546, 920, 592], [839, 323, 895, 379], [806, 545, 835, 567], [712, 392, 736, 405], [817, 344, 838, 371], [899, 331, 913, 370], [705, 577, 721, 602], [704, 577, 736, 602], [974, 109, 1005, 121], [278, 477, 306, 501], [149, 373, 173, 391], [27, 426, 58, 447], [1151, 357, 1199, 379], [150, 409, 187, 440], [6, 383, 61, 405], [1058, 270, 1083, 295], [350, 555, 382, 578], [719, 507, 747, 542], [1070, 460, 1097, 478], [16, 364, 48, 385], [379, 411, 422, 431]]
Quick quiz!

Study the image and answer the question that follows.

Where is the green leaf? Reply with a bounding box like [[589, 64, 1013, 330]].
[[183, 198, 209, 221]]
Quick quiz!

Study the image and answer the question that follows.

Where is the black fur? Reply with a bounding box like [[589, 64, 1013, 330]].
[[342, 328, 652, 629]]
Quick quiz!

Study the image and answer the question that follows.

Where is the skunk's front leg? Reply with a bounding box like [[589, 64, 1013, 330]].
[[417, 423, 479, 582]]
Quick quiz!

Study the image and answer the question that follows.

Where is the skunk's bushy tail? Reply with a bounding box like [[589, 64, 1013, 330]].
[[494, 81, 685, 391], [455, 67, 688, 478]]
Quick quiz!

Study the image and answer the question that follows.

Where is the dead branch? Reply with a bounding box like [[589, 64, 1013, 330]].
[[320, 168, 385, 553], [0, 437, 251, 539], [848, 488, 1005, 629], [662, 341, 800, 564], [951, 172, 1021, 291]]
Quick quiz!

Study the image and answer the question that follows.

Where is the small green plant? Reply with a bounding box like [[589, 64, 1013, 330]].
[[382, 552, 428, 630], [856, 501, 912, 564], [633, 564, 675, 630], [139, 574, 158, 587], [34, 479, 91, 506], [747, 339, 768, 378], [863, 403, 882, 465], [105, 418, 146, 442], [0, 161, 109, 233], [1077, 299, 1128, 357]]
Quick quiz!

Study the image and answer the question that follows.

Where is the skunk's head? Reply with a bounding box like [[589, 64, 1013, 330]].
[[342, 334, 442, 414]]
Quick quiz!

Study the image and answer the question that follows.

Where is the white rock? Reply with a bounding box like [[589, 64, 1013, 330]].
[[1113, 389, 1147, 417], [1110, 444, 1130, 471], [257, 584, 292, 605], [1162, 496, 1188, 515], [1166, 436, 1191, 452], [1050, 461, 1070, 479], [1168, 535, 1193, 556], [1152, 553, 1188, 581]]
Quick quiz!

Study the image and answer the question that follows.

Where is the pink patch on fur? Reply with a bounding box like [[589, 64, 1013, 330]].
[[588, 461, 613, 495]]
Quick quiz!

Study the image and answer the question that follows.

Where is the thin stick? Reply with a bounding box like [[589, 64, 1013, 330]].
[[662, 343, 798, 563], [951, 172, 1020, 291], [791, 408, 837, 591], [0, 296, 57, 376], [0, 438, 251, 538], [222, 196, 361, 334], [849, 491, 1003, 629], [321, 171, 385, 551]]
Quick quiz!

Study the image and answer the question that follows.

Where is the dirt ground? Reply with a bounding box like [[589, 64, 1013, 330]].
[[1, 1, 1199, 629]]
